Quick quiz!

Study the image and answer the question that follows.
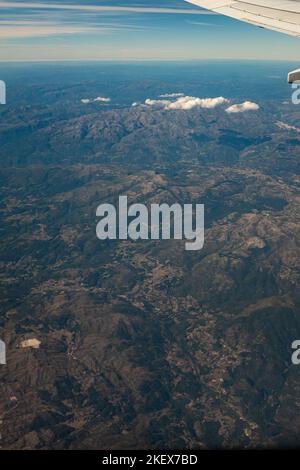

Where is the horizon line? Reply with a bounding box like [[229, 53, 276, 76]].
[[0, 58, 298, 64]]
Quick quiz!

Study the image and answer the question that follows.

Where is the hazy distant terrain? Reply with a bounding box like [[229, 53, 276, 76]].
[[1, 62, 300, 449]]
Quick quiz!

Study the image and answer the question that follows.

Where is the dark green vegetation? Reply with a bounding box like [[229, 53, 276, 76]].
[[1, 62, 300, 449]]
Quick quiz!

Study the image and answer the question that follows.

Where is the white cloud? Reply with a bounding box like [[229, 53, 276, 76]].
[[0, 2, 214, 15], [225, 101, 259, 113], [159, 93, 184, 98], [94, 97, 111, 103], [81, 96, 111, 104], [143, 95, 229, 110], [185, 20, 216, 27], [0, 23, 102, 39], [276, 121, 300, 132], [168, 96, 229, 110], [145, 98, 171, 107], [138, 96, 261, 114]]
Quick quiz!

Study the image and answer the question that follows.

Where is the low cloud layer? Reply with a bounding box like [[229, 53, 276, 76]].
[[144, 98, 170, 107], [81, 96, 111, 104], [169, 96, 229, 110], [94, 97, 111, 103], [276, 121, 300, 132], [159, 93, 184, 98], [132, 95, 261, 116], [225, 101, 259, 113], [143, 95, 229, 110]]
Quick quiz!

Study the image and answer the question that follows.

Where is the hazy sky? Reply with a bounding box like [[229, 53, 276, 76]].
[[0, 0, 300, 61]]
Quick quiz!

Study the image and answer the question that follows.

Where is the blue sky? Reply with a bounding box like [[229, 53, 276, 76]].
[[0, 0, 299, 61]]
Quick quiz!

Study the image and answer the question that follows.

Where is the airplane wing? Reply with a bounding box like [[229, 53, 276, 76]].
[[185, 0, 300, 81], [186, 0, 300, 37]]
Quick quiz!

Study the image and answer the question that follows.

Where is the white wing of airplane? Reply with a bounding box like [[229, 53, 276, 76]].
[[186, 0, 300, 82]]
